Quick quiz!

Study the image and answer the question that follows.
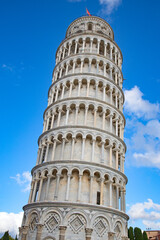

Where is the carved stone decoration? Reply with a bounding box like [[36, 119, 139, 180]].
[[114, 222, 122, 239], [93, 217, 109, 237], [68, 214, 86, 234], [44, 213, 61, 233], [29, 213, 38, 232]]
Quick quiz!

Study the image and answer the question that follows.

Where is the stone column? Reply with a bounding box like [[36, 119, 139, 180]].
[[81, 137, 85, 161], [115, 71, 118, 84], [54, 174, 61, 200], [65, 64, 69, 76], [95, 83, 98, 98], [97, 40, 100, 54], [84, 106, 88, 125], [62, 46, 66, 59], [32, 180, 37, 202], [37, 177, 44, 202], [55, 87, 59, 101], [91, 139, 95, 162], [59, 67, 63, 78], [89, 59, 92, 73], [103, 85, 106, 101], [115, 93, 118, 108], [104, 63, 106, 77], [78, 80, 82, 96], [110, 114, 113, 132], [110, 46, 113, 60], [75, 41, 78, 54], [109, 144, 113, 167], [96, 60, 99, 74], [65, 106, 70, 125], [51, 139, 57, 161], [44, 142, 50, 162], [102, 111, 106, 130], [75, 105, 79, 124], [90, 39, 93, 53], [120, 188, 123, 211], [100, 178, 104, 205], [77, 174, 82, 201], [85, 228, 93, 240], [104, 43, 107, 57], [110, 88, 113, 105], [36, 148, 40, 165], [65, 174, 71, 201], [21, 226, 29, 240], [86, 81, 90, 97], [72, 61, 76, 74], [71, 137, 75, 159], [59, 226, 67, 240], [39, 145, 45, 164], [123, 190, 126, 212], [94, 107, 97, 127], [101, 141, 105, 163], [69, 82, 73, 97], [43, 119, 47, 132], [110, 67, 113, 79], [109, 180, 113, 207], [28, 181, 34, 203], [61, 84, 65, 99], [36, 224, 43, 240], [82, 38, 85, 52], [60, 138, 66, 160], [115, 51, 117, 64], [68, 43, 71, 56], [80, 60, 84, 73], [89, 175, 93, 203], [45, 174, 51, 200], [115, 149, 119, 170], [116, 185, 119, 209], [51, 113, 55, 129], [57, 109, 62, 127]]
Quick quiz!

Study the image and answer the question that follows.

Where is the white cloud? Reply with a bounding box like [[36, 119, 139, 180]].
[[124, 86, 160, 169], [99, 0, 122, 14], [0, 212, 23, 237], [134, 151, 160, 169], [11, 171, 32, 192], [128, 199, 160, 229], [142, 220, 160, 229], [124, 86, 160, 120]]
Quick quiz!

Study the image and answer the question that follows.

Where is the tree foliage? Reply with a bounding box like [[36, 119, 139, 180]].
[[0, 231, 15, 240], [128, 227, 148, 240], [134, 227, 143, 240], [143, 231, 148, 240], [128, 226, 134, 240]]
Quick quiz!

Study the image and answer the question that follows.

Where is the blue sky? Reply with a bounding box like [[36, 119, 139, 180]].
[[0, 0, 160, 236]]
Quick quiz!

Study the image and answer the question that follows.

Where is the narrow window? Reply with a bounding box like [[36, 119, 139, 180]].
[[48, 117, 52, 130], [34, 182, 39, 202], [42, 146, 47, 163], [97, 191, 100, 205], [88, 23, 92, 31]]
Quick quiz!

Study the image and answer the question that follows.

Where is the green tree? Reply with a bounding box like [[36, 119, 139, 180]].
[[1, 231, 9, 240], [128, 226, 134, 240], [134, 227, 143, 240], [143, 231, 148, 240]]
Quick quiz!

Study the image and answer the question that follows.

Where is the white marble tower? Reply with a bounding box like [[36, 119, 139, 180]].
[[19, 16, 129, 240]]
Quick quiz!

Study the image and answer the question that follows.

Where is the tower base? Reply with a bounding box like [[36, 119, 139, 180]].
[[19, 202, 129, 240]]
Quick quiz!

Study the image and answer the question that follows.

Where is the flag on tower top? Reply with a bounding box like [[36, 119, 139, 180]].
[[86, 8, 91, 16]]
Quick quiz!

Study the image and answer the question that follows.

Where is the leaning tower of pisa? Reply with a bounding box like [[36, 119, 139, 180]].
[[19, 16, 129, 240]]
